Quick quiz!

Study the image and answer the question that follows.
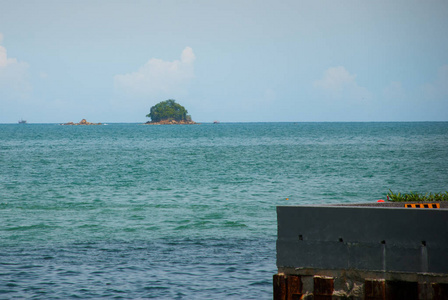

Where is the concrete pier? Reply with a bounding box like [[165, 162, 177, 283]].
[[274, 203, 448, 299]]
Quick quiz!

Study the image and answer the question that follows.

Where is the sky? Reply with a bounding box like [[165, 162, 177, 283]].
[[1, 0, 447, 123]]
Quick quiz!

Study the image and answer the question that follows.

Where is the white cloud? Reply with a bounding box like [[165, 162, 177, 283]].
[[181, 47, 195, 64], [0, 45, 17, 67], [314, 66, 355, 92], [39, 72, 48, 79], [313, 66, 370, 100], [114, 47, 195, 97], [0, 34, 30, 96]]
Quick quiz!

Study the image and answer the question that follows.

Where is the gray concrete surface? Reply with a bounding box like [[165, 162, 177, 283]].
[[277, 204, 448, 274]]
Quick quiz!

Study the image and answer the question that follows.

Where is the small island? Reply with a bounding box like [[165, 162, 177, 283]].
[[144, 99, 197, 125], [61, 119, 102, 125]]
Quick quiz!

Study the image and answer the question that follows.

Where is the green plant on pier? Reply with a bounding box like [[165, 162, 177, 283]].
[[387, 190, 448, 202]]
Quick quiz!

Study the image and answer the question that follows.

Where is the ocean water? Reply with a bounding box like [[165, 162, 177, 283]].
[[1, 122, 447, 299]]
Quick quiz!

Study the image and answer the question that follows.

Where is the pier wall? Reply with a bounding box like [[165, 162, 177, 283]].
[[274, 204, 448, 299]]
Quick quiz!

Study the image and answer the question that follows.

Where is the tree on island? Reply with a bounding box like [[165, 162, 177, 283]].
[[146, 99, 193, 123]]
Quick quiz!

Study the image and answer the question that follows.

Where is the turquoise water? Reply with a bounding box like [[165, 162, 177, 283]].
[[1, 122, 447, 298]]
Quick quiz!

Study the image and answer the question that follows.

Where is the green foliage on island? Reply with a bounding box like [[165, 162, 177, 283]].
[[387, 190, 448, 202], [146, 99, 190, 122]]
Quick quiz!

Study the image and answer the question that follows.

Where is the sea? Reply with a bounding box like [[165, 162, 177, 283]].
[[1, 122, 447, 299]]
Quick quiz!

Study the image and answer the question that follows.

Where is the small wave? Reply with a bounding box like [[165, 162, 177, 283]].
[[5, 282, 19, 288], [249, 279, 272, 286], [143, 286, 170, 291], [225, 266, 237, 272], [57, 270, 82, 277], [224, 221, 247, 228], [174, 220, 213, 230], [145, 226, 161, 231], [77, 224, 100, 228], [5, 224, 56, 231]]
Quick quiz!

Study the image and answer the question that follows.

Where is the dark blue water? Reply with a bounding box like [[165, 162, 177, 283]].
[[1, 122, 447, 298]]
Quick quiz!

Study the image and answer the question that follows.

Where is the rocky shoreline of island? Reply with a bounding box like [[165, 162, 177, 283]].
[[61, 119, 102, 125], [144, 119, 198, 125]]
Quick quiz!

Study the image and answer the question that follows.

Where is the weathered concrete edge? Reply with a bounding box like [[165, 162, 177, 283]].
[[277, 267, 448, 284]]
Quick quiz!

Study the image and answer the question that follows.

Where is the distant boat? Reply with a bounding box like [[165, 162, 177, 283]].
[[213, 121, 220, 124], [18, 119, 27, 124]]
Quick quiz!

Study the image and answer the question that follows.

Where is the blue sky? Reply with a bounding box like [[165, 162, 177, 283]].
[[1, 0, 447, 123]]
